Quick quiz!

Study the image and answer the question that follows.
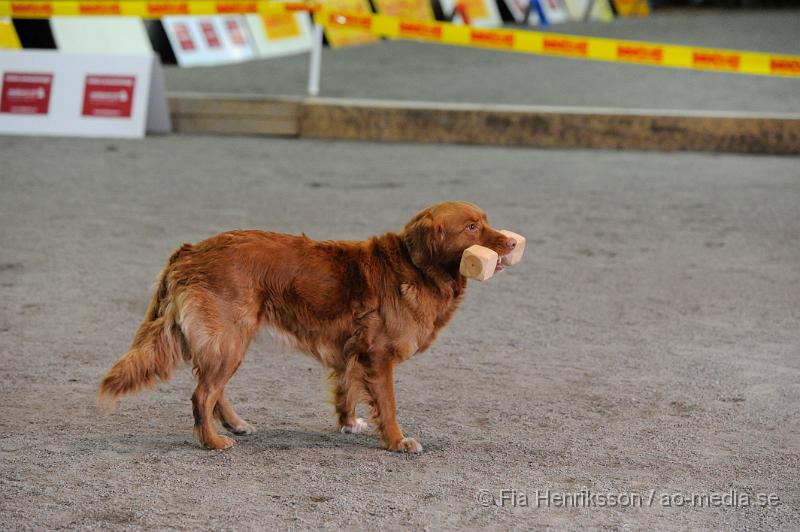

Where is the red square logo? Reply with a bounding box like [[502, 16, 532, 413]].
[[225, 19, 246, 46], [174, 21, 195, 51], [82, 75, 135, 118], [200, 21, 221, 48], [1, 72, 53, 115]]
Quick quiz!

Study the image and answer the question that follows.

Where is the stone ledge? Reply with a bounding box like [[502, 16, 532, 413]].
[[168, 93, 800, 154]]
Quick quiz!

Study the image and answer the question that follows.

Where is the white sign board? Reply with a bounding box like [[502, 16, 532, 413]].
[[163, 16, 256, 67], [563, 0, 614, 21], [539, 0, 570, 23], [502, 0, 540, 25], [503, 0, 570, 24], [245, 13, 313, 58], [51, 16, 153, 55], [0, 50, 170, 138]]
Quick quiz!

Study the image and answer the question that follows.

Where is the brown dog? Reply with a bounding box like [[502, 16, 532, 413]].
[[98, 201, 516, 452]]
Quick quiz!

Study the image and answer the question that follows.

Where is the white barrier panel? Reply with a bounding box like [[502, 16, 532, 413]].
[[539, 0, 570, 23], [245, 13, 312, 58], [563, 0, 613, 21], [501, 0, 540, 25], [503, 0, 569, 24], [0, 50, 170, 138], [163, 16, 256, 67], [51, 17, 153, 54], [439, 0, 502, 28]]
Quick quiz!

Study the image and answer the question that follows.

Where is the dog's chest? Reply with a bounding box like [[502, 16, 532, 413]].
[[397, 282, 459, 357], [400, 282, 455, 318]]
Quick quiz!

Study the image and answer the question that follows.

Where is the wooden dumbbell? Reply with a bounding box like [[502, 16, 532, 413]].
[[499, 230, 526, 266], [459, 230, 526, 281], [460, 245, 499, 281]]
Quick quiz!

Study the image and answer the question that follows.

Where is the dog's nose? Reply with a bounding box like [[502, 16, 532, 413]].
[[506, 239, 517, 252]]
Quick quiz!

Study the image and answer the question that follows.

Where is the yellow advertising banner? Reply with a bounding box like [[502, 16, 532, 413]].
[[4, 0, 799, 78], [0, 18, 20, 48], [371, 0, 432, 20], [262, 12, 301, 38], [610, 0, 649, 16], [322, 9, 800, 77], [321, 0, 376, 48]]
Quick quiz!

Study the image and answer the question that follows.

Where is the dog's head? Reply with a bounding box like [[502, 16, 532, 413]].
[[402, 201, 516, 274]]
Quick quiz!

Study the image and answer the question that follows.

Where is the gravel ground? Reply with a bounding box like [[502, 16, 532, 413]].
[[1, 134, 798, 529], [163, 11, 800, 112]]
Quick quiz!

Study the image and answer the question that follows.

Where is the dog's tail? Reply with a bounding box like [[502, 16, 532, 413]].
[[97, 247, 191, 411]]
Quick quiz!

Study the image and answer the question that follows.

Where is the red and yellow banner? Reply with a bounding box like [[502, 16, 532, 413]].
[[0, 1, 316, 17], [1, 1, 798, 77], [322, 9, 800, 77], [372, 0, 432, 21]]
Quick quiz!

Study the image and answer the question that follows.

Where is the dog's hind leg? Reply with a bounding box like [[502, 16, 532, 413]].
[[191, 332, 250, 450], [214, 392, 255, 435], [330, 365, 369, 434]]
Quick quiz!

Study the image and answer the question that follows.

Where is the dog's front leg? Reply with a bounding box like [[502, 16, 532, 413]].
[[362, 353, 422, 454]]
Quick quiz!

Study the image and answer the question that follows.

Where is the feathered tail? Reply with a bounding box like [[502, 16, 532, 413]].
[[97, 248, 190, 410]]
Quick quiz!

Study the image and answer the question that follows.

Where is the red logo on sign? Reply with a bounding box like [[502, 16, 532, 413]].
[[79, 2, 121, 14], [10, 2, 53, 16], [543, 37, 587, 56], [692, 51, 740, 70], [225, 19, 246, 46], [471, 29, 514, 49], [200, 21, 221, 48], [329, 13, 371, 30], [399, 21, 442, 41], [617, 44, 663, 64], [216, 1, 257, 13], [1, 72, 53, 115], [82, 75, 135, 118], [147, 2, 189, 15], [770, 58, 800, 75], [173, 22, 196, 51]]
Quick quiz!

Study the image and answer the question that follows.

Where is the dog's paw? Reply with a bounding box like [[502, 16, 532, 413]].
[[340, 418, 369, 434], [206, 435, 236, 450], [226, 420, 255, 435], [387, 437, 423, 454]]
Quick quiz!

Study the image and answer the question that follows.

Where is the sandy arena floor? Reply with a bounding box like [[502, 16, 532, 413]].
[[0, 135, 798, 529]]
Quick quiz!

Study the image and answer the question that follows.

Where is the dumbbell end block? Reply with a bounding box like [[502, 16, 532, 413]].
[[460, 245, 499, 281], [500, 230, 526, 266]]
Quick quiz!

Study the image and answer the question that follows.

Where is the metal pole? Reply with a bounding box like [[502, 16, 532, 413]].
[[584, 0, 596, 21], [307, 22, 323, 97]]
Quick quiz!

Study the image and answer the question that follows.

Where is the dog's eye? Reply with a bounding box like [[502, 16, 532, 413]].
[[467, 223, 478, 231]]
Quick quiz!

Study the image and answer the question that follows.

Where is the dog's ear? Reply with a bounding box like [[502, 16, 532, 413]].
[[402, 212, 442, 268]]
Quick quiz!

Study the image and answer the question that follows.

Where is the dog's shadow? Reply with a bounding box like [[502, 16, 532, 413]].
[[86, 427, 384, 455], [239, 427, 380, 451], [223, 427, 445, 453]]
